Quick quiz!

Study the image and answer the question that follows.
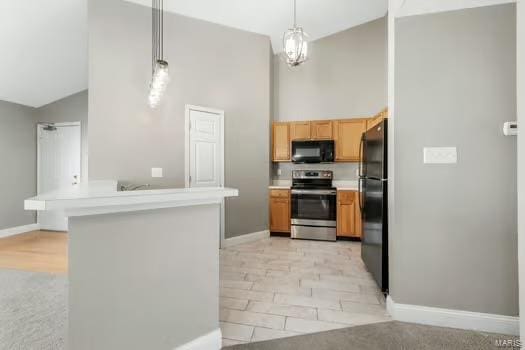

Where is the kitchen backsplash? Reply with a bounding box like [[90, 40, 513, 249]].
[[272, 162, 359, 180]]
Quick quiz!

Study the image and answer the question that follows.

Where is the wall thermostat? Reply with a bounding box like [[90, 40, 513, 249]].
[[503, 122, 518, 136]]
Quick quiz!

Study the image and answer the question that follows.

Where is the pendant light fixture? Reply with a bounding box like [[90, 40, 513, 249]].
[[148, 0, 169, 108], [282, 0, 310, 68]]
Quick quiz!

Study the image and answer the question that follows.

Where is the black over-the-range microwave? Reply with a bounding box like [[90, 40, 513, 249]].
[[291, 140, 335, 163]]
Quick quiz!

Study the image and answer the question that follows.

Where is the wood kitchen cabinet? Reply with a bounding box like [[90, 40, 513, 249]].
[[337, 190, 362, 238], [269, 189, 291, 233], [290, 122, 311, 140], [367, 108, 388, 131], [271, 108, 387, 163], [272, 123, 290, 161], [311, 121, 333, 140], [333, 119, 368, 162]]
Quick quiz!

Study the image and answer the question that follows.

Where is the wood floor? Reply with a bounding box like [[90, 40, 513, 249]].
[[0, 230, 67, 274]]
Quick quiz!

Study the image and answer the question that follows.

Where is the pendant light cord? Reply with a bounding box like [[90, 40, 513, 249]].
[[151, 0, 165, 72], [157, 0, 158, 63], [157, 0, 160, 61], [293, 0, 297, 27], [161, 0, 163, 60], [152, 0, 154, 72]]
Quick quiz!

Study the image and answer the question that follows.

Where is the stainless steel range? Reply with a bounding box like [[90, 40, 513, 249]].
[[291, 170, 337, 241]]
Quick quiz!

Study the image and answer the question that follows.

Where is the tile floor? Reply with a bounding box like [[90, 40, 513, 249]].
[[219, 237, 390, 347]]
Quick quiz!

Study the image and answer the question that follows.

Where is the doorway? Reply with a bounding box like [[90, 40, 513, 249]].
[[184, 105, 225, 246], [37, 122, 81, 231]]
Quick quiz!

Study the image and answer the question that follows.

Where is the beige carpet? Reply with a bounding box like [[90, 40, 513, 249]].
[[0, 269, 67, 350], [225, 321, 518, 350]]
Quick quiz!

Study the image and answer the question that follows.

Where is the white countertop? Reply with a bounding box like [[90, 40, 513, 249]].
[[269, 180, 292, 189], [25, 180, 239, 217], [332, 180, 359, 191], [269, 180, 359, 191]]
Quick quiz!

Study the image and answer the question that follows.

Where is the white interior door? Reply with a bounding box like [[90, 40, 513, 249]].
[[186, 106, 225, 247], [188, 109, 223, 188], [38, 123, 81, 231]]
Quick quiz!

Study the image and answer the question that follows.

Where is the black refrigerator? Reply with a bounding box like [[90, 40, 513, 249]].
[[359, 120, 388, 292]]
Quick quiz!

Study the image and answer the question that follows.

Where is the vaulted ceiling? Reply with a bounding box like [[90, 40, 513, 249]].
[[0, 0, 87, 108], [125, 0, 388, 52], [1, 0, 389, 107], [1, 0, 512, 107]]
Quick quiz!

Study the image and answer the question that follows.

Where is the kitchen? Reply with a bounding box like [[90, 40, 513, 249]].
[[268, 109, 388, 292], [0, 5, 392, 346], [0, 0, 519, 348]]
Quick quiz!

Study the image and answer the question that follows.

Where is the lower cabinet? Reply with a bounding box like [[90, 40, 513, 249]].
[[337, 190, 362, 238], [269, 189, 362, 238], [269, 189, 291, 233]]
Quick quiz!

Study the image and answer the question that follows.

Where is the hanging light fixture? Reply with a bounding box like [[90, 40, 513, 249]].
[[282, 0, 310, 68], [148, 0, 169, 108]]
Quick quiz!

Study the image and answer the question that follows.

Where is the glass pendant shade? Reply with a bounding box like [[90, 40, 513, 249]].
[[283, 27, 309, 67], [148, 60, 169, 108], [149, 0, 169, 108], [282, 0, 309, 68]]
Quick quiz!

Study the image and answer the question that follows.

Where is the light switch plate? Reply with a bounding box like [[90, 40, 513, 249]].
[[151, 167, 163, 178], [423, 147, 457, 164]]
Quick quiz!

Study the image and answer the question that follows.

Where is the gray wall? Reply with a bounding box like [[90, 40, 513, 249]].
[[69, 205, 220, 349], [274, 17, 387, 121], [0, 101, 37, 230], [88, 0, 271, 238], [36, 90, 89, 182], [393, 4, 517, 316], [271, 17, 387, 183], [0, 92, 89, 231], [518, 0, 525, 338]]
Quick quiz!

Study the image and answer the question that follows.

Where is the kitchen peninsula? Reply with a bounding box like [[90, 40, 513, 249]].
[[25, 183, 238, 350]]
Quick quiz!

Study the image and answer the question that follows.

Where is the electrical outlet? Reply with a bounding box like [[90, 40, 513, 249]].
[[423, 147, 457, 164], [151, 167, 163, 178]]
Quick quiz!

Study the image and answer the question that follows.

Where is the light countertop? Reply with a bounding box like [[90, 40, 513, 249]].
[[25, 180, 238, 216], [332, 180, 359, 191], [269, 180, 292, 189]]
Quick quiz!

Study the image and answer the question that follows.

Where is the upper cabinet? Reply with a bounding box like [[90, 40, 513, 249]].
[[333, 119, 368, 162], [367, 108, 388, 131], [290, 122, 311, 140], [311, 121, 333, 140], [271, 108, 387, 163], [290, 121, 333, 140], [272, 123, 290, 161]]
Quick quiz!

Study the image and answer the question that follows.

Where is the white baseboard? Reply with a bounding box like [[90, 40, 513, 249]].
[[0, 223, 40, 239], [221, 230, 270, 248], [175, 328, 222, 350], [386, 296, 519, 336]]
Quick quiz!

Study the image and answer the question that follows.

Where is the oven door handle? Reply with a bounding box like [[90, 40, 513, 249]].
[[291, 189, 337, 195]]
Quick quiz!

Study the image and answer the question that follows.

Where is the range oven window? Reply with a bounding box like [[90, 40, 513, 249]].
[[291, 192, 336, 221]]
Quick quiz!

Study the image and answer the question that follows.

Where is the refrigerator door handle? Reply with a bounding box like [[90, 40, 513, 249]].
[[358, 177, 364, 213], [358, 134, 365, 178]]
